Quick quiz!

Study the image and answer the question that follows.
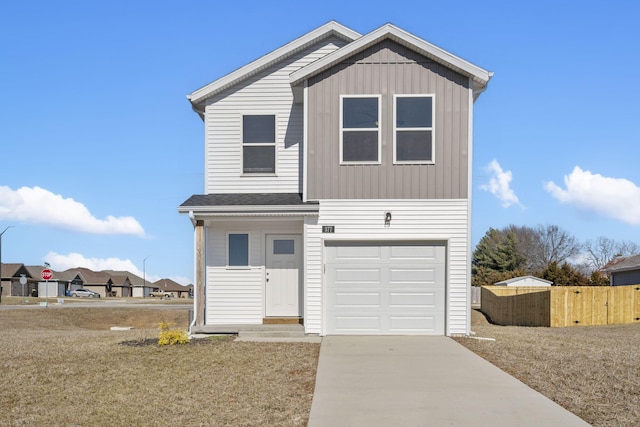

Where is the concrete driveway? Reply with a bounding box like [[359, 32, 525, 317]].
[[308, 336, 589, 427]]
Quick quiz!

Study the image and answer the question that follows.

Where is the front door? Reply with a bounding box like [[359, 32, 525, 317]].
[[265, 234, 302, 317]]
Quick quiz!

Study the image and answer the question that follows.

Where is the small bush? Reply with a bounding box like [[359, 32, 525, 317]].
[[158, 321, 190, 346]]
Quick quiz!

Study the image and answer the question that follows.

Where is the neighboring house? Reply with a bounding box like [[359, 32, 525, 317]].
[[27, 266, 69, 298], [494, 276, 553, 287], [65, 267, 115, 298], [104, 270, 153, 297], [109, 275, 133, 297], [1, 263, 39, 296], [179, 22, 492, 336], [152, 279, 192, 298], [603, 254, 640, 286]]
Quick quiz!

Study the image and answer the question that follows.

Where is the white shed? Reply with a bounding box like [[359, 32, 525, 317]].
[[495, 276, 552, 287]]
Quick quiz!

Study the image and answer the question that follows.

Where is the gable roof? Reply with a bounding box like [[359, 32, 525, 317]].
[[1, 263, 26, 278], [152, 278, 189, 292], [64, 267, 113, 285], [495, 275, 553, 286], [603, 254, 640, 273], [290, 23, 492, 99], [102, 270, 150, 287], [187, 21, 361, 111]]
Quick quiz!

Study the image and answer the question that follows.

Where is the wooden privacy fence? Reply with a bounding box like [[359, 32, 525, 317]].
[[481, 285, 640, 327]]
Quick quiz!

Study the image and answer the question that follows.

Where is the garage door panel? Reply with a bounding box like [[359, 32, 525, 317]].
[[333, 316, 381, 331], [390, 267, 438, 283], [389, 292, 439, 307], [335, 292, 380, 307], [389, 245, 438, 260], [389, 316, 439, 333], [325, 242, 446, 335], [334, 267, 381, 282], [334, 245, 381, 260]]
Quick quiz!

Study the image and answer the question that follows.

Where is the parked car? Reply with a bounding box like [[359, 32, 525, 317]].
[[150, 291, 173, 299], [70, 288, 100, 298]]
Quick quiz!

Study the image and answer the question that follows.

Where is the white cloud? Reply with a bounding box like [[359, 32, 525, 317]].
[[45, 252, 143, 275], [0, 186, 145, 236], [545, 166, 640, 225], [480, 160, 523, 208], [169, 276, 193, 286], [44, 252, 192, 285]]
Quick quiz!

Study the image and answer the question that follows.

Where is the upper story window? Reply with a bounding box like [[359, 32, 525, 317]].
[[394, 95, 434, 164], [340, 95, 381, 164], [242, 115, 276, 174]]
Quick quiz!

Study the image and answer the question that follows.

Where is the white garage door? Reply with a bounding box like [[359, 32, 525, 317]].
[[324, 242, 446, 335]]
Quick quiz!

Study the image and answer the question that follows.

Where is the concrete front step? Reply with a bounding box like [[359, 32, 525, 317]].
[[192, 324, 305, 334], [191, 323, 320, 342], [238, 330, 306, 338], [236, 328, 321, 343]]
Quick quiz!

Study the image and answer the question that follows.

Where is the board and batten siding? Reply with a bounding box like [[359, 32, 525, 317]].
[[306, 39, 471, 200], [303, 199, 470, 335], [204, 218, 303, 325], [204, 37, 349, 194]]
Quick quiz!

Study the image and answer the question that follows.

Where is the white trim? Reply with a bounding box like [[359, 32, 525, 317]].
[[392, 94, 435, 165], [188, 21, 361, 107], [466, 81, 474, 334], [302, 81, 309, 202], [226, 232, 251, 268], [291, 23, 492, 91], [179, 204, 318, 214], [339, 94, 382, 165], [240, 113, 277, 176]]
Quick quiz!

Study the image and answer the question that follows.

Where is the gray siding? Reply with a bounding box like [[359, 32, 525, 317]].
[[306, 39, 471, 200], [611, 270, 640, 286]]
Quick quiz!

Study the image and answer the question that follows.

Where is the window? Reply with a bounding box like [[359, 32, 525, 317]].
[[394, 95, 434, 163], [242, 115, 275, 173], [340, 96, 380, 163], [273, 239, 295, 255], [228, 233, 249, 266]]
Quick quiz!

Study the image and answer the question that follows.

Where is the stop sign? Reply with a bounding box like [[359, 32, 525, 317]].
[[41, 269, 53, 280]]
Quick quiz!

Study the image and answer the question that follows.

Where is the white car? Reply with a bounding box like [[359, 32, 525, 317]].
[[70, 288, 101, 298]]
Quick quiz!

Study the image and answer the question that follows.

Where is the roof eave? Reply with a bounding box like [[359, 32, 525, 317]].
[[178, 205, 319, 215], [187, 21, 360, 108], [606, 265, 640, 273], [290, 23, 492, 95]]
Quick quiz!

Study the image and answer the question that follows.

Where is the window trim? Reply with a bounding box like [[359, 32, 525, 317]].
[[226, 232, 250, 268], [241, 113, 277, 176], [393, 94, 435, 165], [339, 94, 382, 165]]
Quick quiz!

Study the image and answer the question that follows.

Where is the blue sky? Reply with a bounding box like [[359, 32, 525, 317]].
[[2, 1, 640, 283]]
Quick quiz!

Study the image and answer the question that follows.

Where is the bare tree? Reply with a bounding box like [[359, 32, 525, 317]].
[[536, 224, 581, 268], [583, 237, 640, 271]]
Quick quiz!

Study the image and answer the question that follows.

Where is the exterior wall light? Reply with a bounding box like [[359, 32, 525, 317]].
[[384, 211, 392, 226]]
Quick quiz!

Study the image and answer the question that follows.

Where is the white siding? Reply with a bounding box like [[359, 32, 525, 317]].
[[204, 218, 303, 325], [304, 199, 470, 336], [204, 37, 349, 194], [207, 268, 264, 324]]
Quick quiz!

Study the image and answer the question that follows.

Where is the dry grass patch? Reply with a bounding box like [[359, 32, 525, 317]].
[[1, 308, 319, 426], [454, 309, 640, 427]]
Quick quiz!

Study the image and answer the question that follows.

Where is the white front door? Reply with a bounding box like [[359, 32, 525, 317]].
[[265, 234, 302, 317]]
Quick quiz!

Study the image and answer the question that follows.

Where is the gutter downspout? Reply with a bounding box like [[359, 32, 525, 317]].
[[188, 210, 197, 336]]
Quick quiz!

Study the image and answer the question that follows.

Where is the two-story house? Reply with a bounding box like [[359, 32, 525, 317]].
[[179, 21, 492, 336]]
